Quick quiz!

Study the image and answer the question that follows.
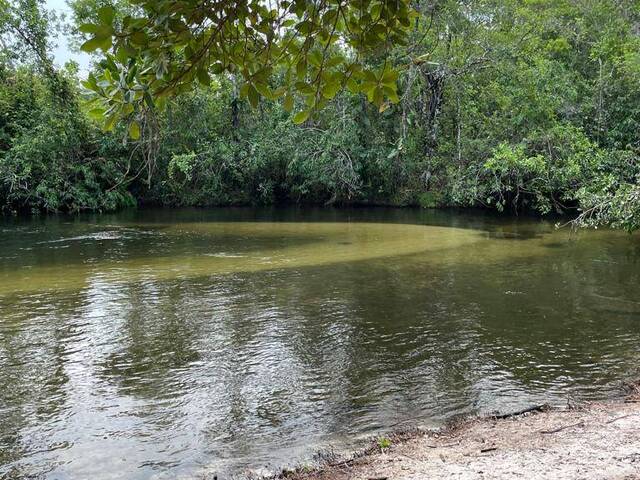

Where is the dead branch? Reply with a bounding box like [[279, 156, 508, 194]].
[[606, 414, 640, 424], [541, 421, 585, 434], [480, 447, 498, 453], [492, 404, 549, 420]]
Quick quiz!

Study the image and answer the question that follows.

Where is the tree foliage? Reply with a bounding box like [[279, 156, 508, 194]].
[[0, 0, 639, 232], [0, 65, 134, 212], [76, 0, 416, 134]]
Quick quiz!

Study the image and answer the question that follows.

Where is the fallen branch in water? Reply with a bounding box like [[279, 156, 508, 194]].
[[492, 404, 549, 420], [541, 421, 584, 434]]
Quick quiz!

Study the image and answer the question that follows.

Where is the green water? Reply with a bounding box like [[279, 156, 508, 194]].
[[1, 207, 639, 479]]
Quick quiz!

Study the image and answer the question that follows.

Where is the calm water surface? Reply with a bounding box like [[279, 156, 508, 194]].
[[1, 207, 639, 479]]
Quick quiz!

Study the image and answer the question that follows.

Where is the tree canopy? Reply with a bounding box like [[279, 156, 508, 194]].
[[0, 0, 54, 69], [77, 0, 417, 135], [0, 0, 638, 231]]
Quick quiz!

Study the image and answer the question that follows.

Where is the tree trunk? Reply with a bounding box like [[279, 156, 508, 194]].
[[420, 66, 445, 156]]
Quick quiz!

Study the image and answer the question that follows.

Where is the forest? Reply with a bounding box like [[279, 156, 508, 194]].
[[0, 0, 639, 231]]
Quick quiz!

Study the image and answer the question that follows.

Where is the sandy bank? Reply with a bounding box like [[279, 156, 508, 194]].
[[263, 383, 640, 480]]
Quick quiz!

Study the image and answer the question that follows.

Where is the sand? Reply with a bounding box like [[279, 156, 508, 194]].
[[267, 389, 640, 480]]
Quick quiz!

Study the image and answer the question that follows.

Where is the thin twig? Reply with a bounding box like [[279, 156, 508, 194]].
[[606, 414, 640, 424], [426, 442, 459, 449], [540, 421, 584, 434]]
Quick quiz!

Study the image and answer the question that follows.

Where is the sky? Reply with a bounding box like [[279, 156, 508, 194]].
[[45, 0, 92, 72]]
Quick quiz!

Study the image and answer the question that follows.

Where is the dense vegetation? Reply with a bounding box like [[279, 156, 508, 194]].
[[0, 0, 639, 231]]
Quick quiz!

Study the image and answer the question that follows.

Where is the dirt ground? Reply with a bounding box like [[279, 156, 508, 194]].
[[270, 387, 640, 480]]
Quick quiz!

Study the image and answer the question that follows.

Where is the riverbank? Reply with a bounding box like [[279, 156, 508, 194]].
[[264, 382, 640, 480]]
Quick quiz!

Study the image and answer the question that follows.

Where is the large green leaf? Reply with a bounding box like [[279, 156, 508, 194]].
[[292, 110, 310, 124]]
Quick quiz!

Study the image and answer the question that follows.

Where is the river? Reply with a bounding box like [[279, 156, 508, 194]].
[[1, 207, 639, 479]]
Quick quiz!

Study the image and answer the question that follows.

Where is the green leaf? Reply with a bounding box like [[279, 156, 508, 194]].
[[325, 55, 344, 68], [211, 62, 224, 74], [122, 103, 135, 116], [346, 78, 360, 93], [128, 121, 141, 140], [104, 113, 118, 132], [130, 31, 148, 45], [115, 46, 132, 64], [309, 50, 323, 67], [254, 82, 273, 99], [296, 20, 313, 34], [283, 94, 294, 112], [293, 110, 310, 124], [81, 35, 112, 52], [361, 81, 378, 94], [81, 72, 99, 90], [294, 81, 314, 95], [381, 69, 399, 85], [78, 23, 100, 34], [87, 108, 105, 120], [321, 82, 340, 99], [248, 84, 260, 108], [196, 68, 210, 86], [382, 85, 400, 103], [169, 18, 188, 32], [373, 87, 384, 106], [98, 6, 116, 26], [296, 59, 306, 80]]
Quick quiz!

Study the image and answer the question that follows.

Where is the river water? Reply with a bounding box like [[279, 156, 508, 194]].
[[1, 207, 639, 479]]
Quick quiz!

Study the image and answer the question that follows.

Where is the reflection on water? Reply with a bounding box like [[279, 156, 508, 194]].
[[0, 207, 639, 479]]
